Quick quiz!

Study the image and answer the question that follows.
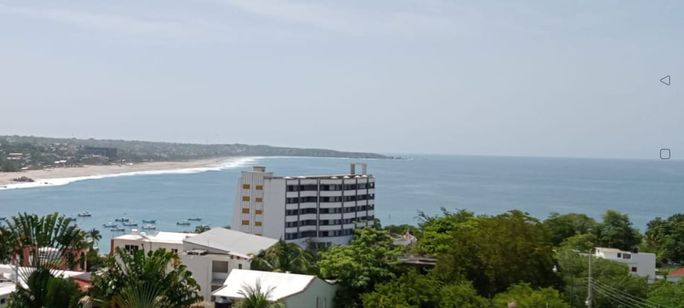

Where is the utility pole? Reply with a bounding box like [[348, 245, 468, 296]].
[[586, 248, 593, 308]]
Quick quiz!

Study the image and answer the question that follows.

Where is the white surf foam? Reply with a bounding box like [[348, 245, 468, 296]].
[[0, 157, 260, 191]]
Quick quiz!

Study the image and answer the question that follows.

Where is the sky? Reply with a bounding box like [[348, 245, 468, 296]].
[[0, 0, 682, 159]]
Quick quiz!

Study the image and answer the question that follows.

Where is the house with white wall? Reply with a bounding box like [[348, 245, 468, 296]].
[[594, 247, 656, 282], [111, 228, 278, 303], [110, 230, 195, 254], [180, 228, 278, 302], [213, 269, 337, 308]]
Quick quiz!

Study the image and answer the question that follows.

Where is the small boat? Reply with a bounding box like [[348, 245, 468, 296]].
[[122, 222, 138, 227], [77, 211, 91, 217], [142, 219, 156, 224], [142, 224, 156, 230], [187, 218, 202, 222], [110, 228, 125, 232], [176, 221, 191, 226], [103, 222, 118, 228], [115, 217, 130, 222]]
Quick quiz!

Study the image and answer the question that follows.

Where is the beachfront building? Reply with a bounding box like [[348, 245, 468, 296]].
[[213, 269, 337, 308], [594, 247, 657, 282], [231, 163, 376, 247], [111, 228, 278, 303]]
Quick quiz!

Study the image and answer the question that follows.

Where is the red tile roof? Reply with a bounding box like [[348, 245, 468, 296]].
[[669, 267, 684, 277]]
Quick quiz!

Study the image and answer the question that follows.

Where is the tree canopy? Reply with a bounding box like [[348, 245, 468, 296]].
[[90, 248, 202, 308], [318, 227, 401, 307], [433, 210, 558, 296], [644, 214, 684, 264]]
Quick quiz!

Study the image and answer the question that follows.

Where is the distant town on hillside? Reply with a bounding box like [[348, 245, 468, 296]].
[[0, 135, 390, 172]]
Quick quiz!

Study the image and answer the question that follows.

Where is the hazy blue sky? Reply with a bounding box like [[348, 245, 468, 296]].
[[0, 0, 682, 158]]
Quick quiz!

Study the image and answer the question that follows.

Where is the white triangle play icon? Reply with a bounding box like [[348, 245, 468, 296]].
[[660, 75, 671, 86]]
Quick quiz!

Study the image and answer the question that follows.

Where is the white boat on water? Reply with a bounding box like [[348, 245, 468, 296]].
[[78, 211, 91, 217], [176, 221, 191, 226], [103, 222, 118, 228], [142, 224, 156, 230]]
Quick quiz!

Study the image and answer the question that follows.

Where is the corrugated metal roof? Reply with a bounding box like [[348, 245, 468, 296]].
[[183, 228, 278, 258]]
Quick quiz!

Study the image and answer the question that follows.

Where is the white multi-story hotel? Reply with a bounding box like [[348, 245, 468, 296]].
[[232, 163, 376, 247]]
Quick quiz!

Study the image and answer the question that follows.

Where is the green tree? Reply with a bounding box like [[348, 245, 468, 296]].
[[556, 248, 649, 308], [492, 283, 570, 308], [544, 212, 597, 246], [45, 276, 85, 308], [90, 248, 202, 308], [437, 282, 489, 308], [1, 213, 89, 307], [361, 270, 488, 308], [416, 208, 474, 255], [194, 225, 211, 233], [560, 233, 597, 253], [595, 210, 642, 251], [361, 270, 440, 308], [647, 280, 684, 307], [235, 280, 286, 308], [251, 239, 317, 274], [433, 210, 558, 297], [318, 227, 400, 307], [643, 214, 684, 264]]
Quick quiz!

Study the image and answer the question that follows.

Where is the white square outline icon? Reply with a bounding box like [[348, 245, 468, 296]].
[[660, 148, 671, 160]]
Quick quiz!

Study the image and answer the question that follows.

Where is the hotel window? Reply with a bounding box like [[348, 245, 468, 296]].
[[255, 221, 263, 226], [242, 184, 250, 189], [255, 197, 263, 203], [623, 253, 631, 260], [255, 209, 263, 215], [241, 220, 249, 225], [631, 266, 637, 272], [242, 196, 250, 201], [242, 208, 250, 214], [256, 185, 263, 190]]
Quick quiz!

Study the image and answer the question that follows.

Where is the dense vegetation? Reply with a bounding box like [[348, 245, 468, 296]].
[[2, 209, 684, 307], [0, 135, 388, 171]]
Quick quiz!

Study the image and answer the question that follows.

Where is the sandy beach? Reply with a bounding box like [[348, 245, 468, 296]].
[[0, 157, 243, 186]]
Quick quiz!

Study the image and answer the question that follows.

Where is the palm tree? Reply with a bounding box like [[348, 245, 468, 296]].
[[236, 280, 285, 308], [1, 212, 89, 307], [251, 239, 316, 274], [90, 247, 202, 308]]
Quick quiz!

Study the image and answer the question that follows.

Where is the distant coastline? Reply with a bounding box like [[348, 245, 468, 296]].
[[0, 157, 255, 189]]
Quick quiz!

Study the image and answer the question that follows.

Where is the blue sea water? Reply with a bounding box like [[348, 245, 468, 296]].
[[1, 155, 683, 253]]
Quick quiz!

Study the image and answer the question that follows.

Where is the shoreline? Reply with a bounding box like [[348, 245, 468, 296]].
[[0, 157, 256, 189]]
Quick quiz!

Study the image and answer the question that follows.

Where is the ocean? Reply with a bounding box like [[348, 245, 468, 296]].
[[1, 155, 683, 253]]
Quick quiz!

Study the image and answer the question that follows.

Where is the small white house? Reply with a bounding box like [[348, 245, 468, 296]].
[[110, 228, 279, 303], [110, 230, 195, 254], [180, 228, 279, 302], [594, 247, 656, 282], [213, 269, 338, 308]]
